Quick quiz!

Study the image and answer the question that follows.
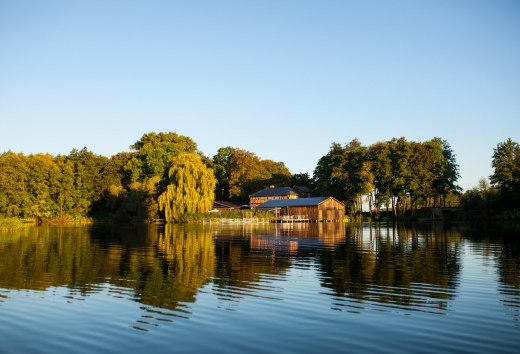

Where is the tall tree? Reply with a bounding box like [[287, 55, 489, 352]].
[[291, 172, 313, 188], [66, 147, 109, 217], [388, 137, 412, 216], [260, 159, 292, 187], [368, 142, 392, 213], [343, 139, 372, 213], [26, 154, 59, 219], [314, 140, 372, 213], [158, 153, 217, 223], [0, 152, 30, 217], [131, 132, 199, 179], [407, 142, 434, 211], [212, 146, 236, 200], [314, 142, 348, 201], [227, 149, 276, 201], [52, 156, 76, 220], [490, 138, 520, 206], [430, 138, 460, 206]]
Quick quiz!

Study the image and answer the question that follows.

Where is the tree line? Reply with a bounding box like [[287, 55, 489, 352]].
[[0, 132, 296, 223], [1, 131, 517, 223], [461, 138, 520, 220], [314, 137, 461, 217]]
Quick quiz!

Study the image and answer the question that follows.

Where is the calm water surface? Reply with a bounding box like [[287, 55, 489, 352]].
[[0, 223, 519, 353]]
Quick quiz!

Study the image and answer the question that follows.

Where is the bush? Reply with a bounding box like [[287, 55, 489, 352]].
[[171, 209, 276, 224], [0, 217, 26, 231]]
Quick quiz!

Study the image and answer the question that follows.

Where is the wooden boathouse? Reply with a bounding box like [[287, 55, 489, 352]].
[[249, 187, 299, 208], [256, 197, 345, 222]]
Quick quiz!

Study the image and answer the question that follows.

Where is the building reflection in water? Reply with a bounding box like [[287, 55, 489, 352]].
[[1, 222, 519, 322]]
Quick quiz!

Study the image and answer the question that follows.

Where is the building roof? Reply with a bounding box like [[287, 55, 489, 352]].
[[256, 197, 339, 208], [293, 186, 315, 194], [212, 201, 241, 209], [249, 187, 298, 197]]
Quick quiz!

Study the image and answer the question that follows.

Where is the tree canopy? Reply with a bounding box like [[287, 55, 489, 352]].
[[219, 148, 292, 202], [130, 132, 199, 179], [158, 153, 217, 223], [1, 131, 488, 222], [314, 137, 460, 215], [490, 138, 520, 207]]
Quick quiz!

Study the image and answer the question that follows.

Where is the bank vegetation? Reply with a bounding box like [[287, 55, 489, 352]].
[[1, 132, 518, 225]]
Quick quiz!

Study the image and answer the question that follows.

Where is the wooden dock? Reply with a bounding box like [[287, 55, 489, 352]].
[[275, 215, 310, 223]]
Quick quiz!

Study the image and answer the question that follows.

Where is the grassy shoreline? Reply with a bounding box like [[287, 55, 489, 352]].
[[0, 217, 30, 231]]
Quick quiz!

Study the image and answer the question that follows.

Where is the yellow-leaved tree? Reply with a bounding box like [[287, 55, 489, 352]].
[[158, 153, 216, 223]]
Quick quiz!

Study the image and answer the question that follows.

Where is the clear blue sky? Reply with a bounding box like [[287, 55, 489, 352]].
[[1, 0, 519, 190]]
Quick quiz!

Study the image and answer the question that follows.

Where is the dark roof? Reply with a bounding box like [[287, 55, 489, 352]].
[[249, 187, 298, 197], [213, 201, 241, 209], [293, 186, 315, 194], [256, 197, 335, 208]]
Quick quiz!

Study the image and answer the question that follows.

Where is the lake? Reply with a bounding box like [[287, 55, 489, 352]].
[[0, 222, 519, 353]]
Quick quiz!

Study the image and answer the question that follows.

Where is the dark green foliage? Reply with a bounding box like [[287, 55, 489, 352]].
[[461, 179, 500, 220], [212, 146, 235, 200], [490, 138, 520, 207], [314, 137, 461, 216], [461, 139, 520, 220], [290, 173, 313, 188], [66, 147, 110, 217]]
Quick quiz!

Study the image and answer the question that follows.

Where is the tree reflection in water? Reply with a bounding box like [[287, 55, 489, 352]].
[[315, 224, 463, 314], [0, 222, 519, 322]]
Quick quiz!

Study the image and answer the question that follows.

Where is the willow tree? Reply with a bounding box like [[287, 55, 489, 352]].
[[158, 153, 216, 223]]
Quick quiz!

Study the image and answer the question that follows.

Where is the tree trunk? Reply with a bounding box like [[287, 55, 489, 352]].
[[368, 192, 373, 217], [391, 195, 396, 219]]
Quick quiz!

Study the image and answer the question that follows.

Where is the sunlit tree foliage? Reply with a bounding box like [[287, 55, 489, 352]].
[[158, 153, 217, 222], [0, 152, 30, 217], [131, 132, 199, 178], [225, 148, 291, 201]]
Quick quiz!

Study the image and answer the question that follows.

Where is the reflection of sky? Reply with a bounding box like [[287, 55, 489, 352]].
[[1, 240, 519, 354], [1, 225, 520, 353]]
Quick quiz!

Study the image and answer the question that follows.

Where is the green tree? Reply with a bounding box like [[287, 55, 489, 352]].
[[102, 152, 136, 190], [291, 172, 313, 188], [131, 132, 199, 178], [26, 154, 59, 219], [158, 153, 217, 223], [213, 146, 236, 200], [223, 148, 293, 202], [461, 178, 499, 219], [314, 140, 373, 214], [431, 138, 460, 206], [490, 138, 520, 206], [314, 142, 348, 201], [66, 147, 109, 217], [388, 137, 412, 216], [228, 149, 268, 201], [368, 142, 392, 213], [343, 139, 372, 214], [0, 152, 30, 217], [115, 177, 160, 222], [407, 142, 434, 211], [260, 159, 292, 188], [52, 156, 76, 220]]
